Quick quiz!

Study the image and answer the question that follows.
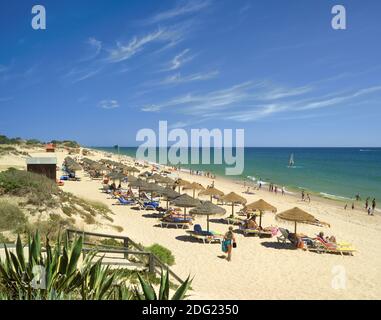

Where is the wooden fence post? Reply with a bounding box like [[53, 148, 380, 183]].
[[123, 238, 129, 259]]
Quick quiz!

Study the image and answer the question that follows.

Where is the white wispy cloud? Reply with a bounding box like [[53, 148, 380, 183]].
[[63, 67, 102, 83], [167, 48, 192, 70], [153, 70, 218, 86], [98, 100, 120, 109], [299, 85, 381, 111], [106, 27, 185, 63], [145, 0, 211, 24], [81, 37, 102, 61], [140, 80, 381, 123]]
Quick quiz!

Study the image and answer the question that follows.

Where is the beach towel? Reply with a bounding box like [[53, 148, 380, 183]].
[[221, 239, 231, 253]]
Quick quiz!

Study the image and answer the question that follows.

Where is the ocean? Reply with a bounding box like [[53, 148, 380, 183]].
[[93, 147, 381, 204]]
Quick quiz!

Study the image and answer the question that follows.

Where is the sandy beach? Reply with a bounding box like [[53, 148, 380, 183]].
[[2, 145, 380, 300]]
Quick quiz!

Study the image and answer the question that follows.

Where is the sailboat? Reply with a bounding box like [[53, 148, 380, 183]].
[[288, 153, 295, 168]]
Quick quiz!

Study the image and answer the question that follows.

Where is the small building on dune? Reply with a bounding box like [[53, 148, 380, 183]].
[[45, 143, 56, 153], [26, 154, 57, 180]]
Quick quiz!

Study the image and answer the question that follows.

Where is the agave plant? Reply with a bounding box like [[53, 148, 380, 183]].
[[134, 269, 192, 300], [0, 232, 192, 300], [0, 232, 122, 300]]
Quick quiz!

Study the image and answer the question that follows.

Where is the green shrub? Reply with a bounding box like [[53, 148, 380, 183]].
[[0, 201, 27, 232], [0, 169, 59, 207], [0, 233, 11, 244], [145, 244, 175, 266]]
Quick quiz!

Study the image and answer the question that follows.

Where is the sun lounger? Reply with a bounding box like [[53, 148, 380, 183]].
[[159, 219, 191, 229], [186, 224, 223, 243], [311, 238, 356, 256], [116, 197, 135, 205], [223, 217, 244, 225], [277, 228, 298, 246]]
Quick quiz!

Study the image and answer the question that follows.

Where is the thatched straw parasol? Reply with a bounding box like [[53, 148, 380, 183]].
[[183, 182, 205, 198], [106, 171, 126, 182], [139, 171, 151, 179], [170, 194, 201, 219], [221, 192, 247, 217], [276, 207, 322, 233], [244, 199, 277, 228], [126, 175, 138, 183], [125, 166, 140, 175], [189, 201, 226, 232], [160, 187, 181, 209], [157, 176, 175, 186], [198, 187, 224, 202], [128, 178, 150, 196], [174, 178, 192, 193], [140, 182, 165, 201]]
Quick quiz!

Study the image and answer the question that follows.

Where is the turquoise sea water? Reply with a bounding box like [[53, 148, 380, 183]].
[[93, 147, 381, 203]]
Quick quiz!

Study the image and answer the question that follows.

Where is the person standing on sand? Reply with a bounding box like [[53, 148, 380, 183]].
[[372, 198, 376, 214], [344, 204, 347, 210], [307, 193, 311, 203], [301, 190, 305, 201], [222, 226, 236, 262], [365, 197, 369, 210], [352, 203, 355, 210]]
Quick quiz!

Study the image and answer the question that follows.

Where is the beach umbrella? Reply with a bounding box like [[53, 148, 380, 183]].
[[189, 201, 226, 232], [170, 194, 201, 220], [124, 166, 139, 176], [128, 178, 150, 196], [139, 171, 152, 179], [276, 207, 322, 233], [106, 171, 126, 181], [221, 192, 247, 218], [244, 199, 277, 228], [183, 182, 205, 198], [126, 175, 138, 183], [140, 182, 165, 201], [198, 186, 224, 202], [174, 179, 192, 193], [160, 187, 181, 209]]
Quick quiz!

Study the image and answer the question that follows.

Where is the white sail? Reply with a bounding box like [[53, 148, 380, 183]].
[[288, 153, 295, 167]]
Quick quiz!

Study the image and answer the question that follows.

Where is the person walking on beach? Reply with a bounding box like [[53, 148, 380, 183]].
[[344, 204, 348, 210], [372, 198, 376, 215], [281, 186, 285, 196], [365, 197, 369, 210], [222, 226, 236, 262], [301, 190, 305, 201], [307, 193, 311, 203], [352, 203, 355, 210]]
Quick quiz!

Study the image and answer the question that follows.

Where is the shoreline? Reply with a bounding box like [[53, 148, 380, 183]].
[[92, 147, 374, 215]]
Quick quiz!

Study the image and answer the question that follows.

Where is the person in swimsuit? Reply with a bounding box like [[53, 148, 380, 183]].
[[222, 226, 236, 262]]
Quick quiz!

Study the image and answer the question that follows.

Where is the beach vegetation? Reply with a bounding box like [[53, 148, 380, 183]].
[[0, 201, 27, 233], [0, 233, 191, 300], [145, 243, 175, 266], [0, 169, 59, 207]]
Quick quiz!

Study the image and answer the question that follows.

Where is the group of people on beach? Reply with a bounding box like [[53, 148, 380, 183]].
[[301, 190, 311, 203], [344, 195, 377, 215], [268, 183, 285, 196]]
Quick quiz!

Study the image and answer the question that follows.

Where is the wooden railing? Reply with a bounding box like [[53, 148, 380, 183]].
[[66, 229, 184, 284]]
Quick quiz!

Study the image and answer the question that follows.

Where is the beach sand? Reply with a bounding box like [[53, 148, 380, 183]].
[[1, 146, 381, 299]]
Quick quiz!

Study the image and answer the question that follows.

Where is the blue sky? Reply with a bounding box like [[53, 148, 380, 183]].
[[0, 0, 381, 147]]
